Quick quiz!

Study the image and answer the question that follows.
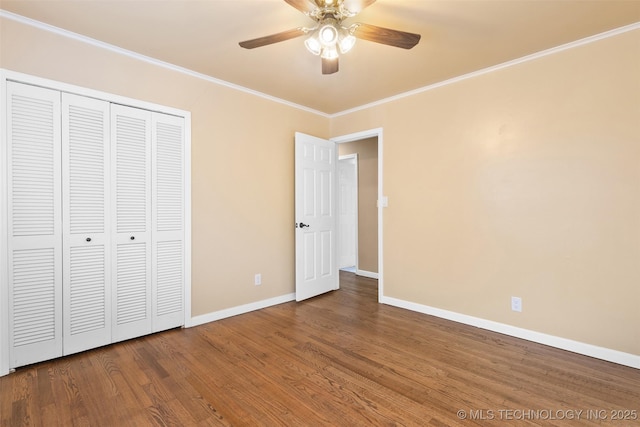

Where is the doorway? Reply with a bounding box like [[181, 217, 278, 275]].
[[333, 128, 383, 300], [338, 154, 358, 273]]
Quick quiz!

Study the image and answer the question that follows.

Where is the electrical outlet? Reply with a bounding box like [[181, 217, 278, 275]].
[[254, 274, 262, 286], [377, 196, 389, 208], [511, 296, 522, 312]]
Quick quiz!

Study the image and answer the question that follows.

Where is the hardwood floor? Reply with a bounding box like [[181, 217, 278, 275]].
[[2, 271, 639, 426]]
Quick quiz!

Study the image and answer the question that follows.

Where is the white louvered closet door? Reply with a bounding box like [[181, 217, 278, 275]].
[[7, 82, 63, 368], [62, 94, 111, 355], [152, 113, 185, 332], [111, 104, 152, 343]]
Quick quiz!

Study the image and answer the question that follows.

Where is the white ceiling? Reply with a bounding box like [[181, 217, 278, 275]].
[[2, 0, 639, 114]]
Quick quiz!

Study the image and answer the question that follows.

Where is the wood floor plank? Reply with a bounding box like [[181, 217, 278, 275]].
[[1, 271, 639, 426]]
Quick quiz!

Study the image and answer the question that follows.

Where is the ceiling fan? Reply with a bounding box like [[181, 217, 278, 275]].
[[238, 0, 421, 75]]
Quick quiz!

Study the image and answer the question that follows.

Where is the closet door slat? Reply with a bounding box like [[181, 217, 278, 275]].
[[111, 104, 152, 342], [7, 82, 62, 368], [152, 114, 185, 332], [62, 93, 111, 355]]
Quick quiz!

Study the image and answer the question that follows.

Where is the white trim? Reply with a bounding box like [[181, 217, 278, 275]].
[[0, 71, 8, 377], [356, 269, 378, 280], [381, 296, 640, 370], [2, 69, 188, 118], [331, 22, 640, 118], [183, 114, 193, 329], [0, 10, 329, 119], [188, 293, 295, 327], [331, 128, 384, 302]]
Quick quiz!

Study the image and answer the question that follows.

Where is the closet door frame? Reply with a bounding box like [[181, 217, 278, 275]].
[[0, 69, 192, 377]]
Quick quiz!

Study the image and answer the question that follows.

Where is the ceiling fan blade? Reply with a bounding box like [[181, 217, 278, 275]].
[[284, 0, 318, 14], [239, 28, 307, 49], [342, 0, 376, 15], [353, 23, 421, 49], [322, 57, 339, 74]]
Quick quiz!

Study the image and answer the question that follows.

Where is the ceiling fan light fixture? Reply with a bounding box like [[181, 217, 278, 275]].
[[338, 28, 356, 54], [304, 36, 322, 55], [338, 34, 356, 54], [319, 24, 338, 46], [320, 46, 339, 60]]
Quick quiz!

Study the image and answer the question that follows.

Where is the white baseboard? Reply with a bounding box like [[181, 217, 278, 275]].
[[187, 293, 295, 328], [356, 269, 379, 279], [381, 296, 640, 370]]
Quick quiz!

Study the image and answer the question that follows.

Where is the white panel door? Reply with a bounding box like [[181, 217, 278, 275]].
[[62, 93, 111, 355], [6, 82, 63, 367], [338, 155, 358, 269], [295, 132, 338, 301], [151, 112, 184, 332], [111, 104, 152, 342]]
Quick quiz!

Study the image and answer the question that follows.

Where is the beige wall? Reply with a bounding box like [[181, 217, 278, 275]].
[[2, 16, 638, 358], [0, 17, 329, 317], [332, 30, 640, 356], [338, 138, 378, 273]]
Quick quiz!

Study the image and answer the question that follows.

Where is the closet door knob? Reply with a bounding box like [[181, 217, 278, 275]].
[[86, 237, 91, 242], [130, 236, 135, 240]]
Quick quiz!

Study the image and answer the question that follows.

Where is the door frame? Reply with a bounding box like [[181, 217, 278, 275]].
[[338, 154, 359, 271], [331, 128, 384, 302]]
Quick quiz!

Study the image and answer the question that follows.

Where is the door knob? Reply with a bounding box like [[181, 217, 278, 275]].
[[299, 223, 310, 228], [86, 237, 91, 242], [130, 236, 135, 240]]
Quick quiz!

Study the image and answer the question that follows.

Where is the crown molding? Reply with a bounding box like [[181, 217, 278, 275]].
[[331, 21, 640, 118], [0, 9, 330, 118], [1, 10, 637, 119]]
